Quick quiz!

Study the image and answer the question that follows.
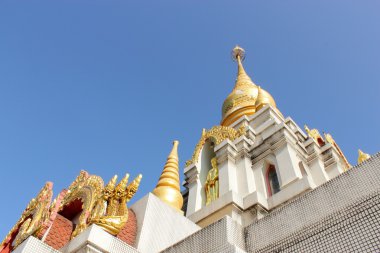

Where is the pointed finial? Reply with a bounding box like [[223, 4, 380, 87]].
[[152, 140, 183, 212], [232, 45, 246, 62], [230, 45, 254, 88], [358, 149, 371, 164]]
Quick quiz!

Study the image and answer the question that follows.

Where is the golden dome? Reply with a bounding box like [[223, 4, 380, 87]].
[[221, 46, 280, 126], [255, 86, 276, 110]]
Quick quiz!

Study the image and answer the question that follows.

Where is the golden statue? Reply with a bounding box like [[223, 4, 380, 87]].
[[205, 157, 219, 205], [358, 149, 371, 164]]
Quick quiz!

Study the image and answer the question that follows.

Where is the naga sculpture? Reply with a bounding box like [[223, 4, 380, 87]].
[[0, 170, 142, 252], [91, 174, 142, 235]]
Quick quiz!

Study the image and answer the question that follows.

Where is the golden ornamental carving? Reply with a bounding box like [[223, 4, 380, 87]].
[[304, 125, 324, 145], [0, 182, 54, 250], [358, 149, 371, 164], [59, 171, 104, 238], [1, 170, 142, 251], [58, 170, 142, 237], [91, 174, 142, 235], [185, 125, 247, 167], [205, 157, 219, 205]]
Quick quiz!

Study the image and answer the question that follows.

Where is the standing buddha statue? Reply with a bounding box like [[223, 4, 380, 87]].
[[205, 157, 219, 205]]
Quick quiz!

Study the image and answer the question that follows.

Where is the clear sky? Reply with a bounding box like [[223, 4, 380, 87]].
[[0, 0, 379, 239]]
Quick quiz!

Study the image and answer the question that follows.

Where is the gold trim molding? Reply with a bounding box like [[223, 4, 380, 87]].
[[185, 125, 246, 167]]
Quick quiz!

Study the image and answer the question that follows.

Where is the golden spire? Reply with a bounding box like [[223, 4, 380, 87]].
[[221, 46, 259, 126], [232, 46, 256, 89], [152, 140, 183, 212], [221, 46, 281, 126], [358, 149, 371, 164]]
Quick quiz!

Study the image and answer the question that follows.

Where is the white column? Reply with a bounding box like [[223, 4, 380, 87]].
[[215, 140, 238, 196], [184, 164, 203, 216], [234, 141, 255, 197], [274, 143, 302, 188]]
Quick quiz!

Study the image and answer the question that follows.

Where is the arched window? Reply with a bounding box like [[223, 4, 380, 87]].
[[266, 165, 280, 196]]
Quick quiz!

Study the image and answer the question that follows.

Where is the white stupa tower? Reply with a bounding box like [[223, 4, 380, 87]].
[[183, 46, 351, 227]]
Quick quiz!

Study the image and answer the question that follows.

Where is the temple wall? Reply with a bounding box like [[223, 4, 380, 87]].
[[162, 153, 380, 253], [245, 152, 380, 252]]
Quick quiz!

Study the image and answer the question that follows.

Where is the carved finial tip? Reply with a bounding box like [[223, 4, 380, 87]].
[[232, 45, 245, 62]]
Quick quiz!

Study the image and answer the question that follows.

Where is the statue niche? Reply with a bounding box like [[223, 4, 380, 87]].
[[205, 157, 219, 205]]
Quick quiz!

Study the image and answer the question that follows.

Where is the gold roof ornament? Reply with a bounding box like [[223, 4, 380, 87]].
[[221, 46, 280, 126], [304, 125, 325, 146], [91, 173, 142, 236], [185, 125, 246, 167], [1, 170, 142, 250], [358, 149, 371, 164], [0, 182, 54, 249], [152, 140, 183, 212]]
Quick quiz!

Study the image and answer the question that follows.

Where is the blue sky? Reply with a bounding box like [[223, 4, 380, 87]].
[[0, 0, 379, 238]]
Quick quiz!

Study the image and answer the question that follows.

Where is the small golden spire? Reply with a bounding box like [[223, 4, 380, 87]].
[[358, 149, 371, 164], [152, 140, 183, 212]]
